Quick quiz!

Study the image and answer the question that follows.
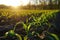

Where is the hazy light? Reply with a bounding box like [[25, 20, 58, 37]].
[[0, 0, 29, 6]]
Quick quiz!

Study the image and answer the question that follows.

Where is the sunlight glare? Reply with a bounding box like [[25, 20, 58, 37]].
[[0, 0, 29, 6]]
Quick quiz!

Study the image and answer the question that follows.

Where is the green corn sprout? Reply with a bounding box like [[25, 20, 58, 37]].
[[47, 32, 59, 40], [5, 22, 23, 40], [22, 22, 31, 34]]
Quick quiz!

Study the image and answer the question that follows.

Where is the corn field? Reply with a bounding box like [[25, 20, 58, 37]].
[[0, 9, 60, 40]]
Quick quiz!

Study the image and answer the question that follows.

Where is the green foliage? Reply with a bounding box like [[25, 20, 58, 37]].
[[22, 22, 31, 33], [0, 9, 59, 40], [15, 33, 22, 40], [5, 30, 15, 37], [48, 32, 59, 40], [24, 36, 28, 40]]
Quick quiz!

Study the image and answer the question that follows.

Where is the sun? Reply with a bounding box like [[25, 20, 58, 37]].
[[6, 0, 20, 6], [0, 0, 29, 6]]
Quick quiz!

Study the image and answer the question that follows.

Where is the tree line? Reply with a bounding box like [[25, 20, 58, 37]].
[[19, 0, 60, 10], [0, 0, 60, 10]]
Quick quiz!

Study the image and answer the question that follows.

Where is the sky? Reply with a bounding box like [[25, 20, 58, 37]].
[[0, 0, 29, 6], [0, 0, 49, 6]]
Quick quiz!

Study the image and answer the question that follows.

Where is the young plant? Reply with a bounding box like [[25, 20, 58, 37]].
[[22, 20, 31, 40], [5, 22, 22, 40]]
